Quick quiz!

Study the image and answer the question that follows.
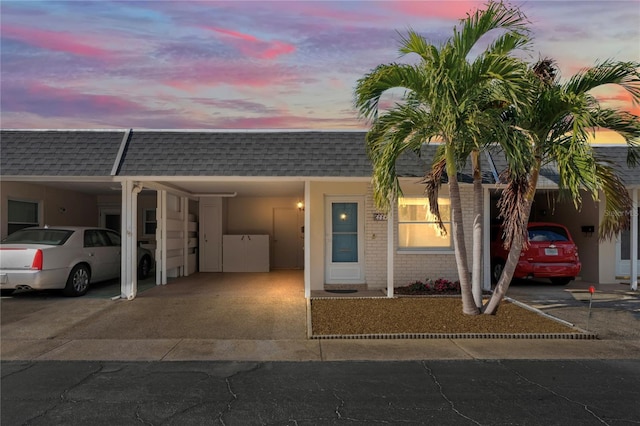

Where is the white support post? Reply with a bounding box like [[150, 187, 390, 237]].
[[386, 196, 395, 298], [483, 187, 492, 291], [631, 188, 638, 291], [120, 180, 140, 300], [304, 181, 311, 299], [182, 196, 188, 277], [156, 190, 168, 285]]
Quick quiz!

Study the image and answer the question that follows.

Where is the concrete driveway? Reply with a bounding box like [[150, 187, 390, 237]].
[[505, 278, 640, 340], [2, 272, 640, 361]]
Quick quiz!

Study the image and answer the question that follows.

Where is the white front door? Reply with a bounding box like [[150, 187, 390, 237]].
[[325, 196, 365, 284]]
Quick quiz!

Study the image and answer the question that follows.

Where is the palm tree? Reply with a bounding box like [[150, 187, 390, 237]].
[[484, 58, 640, 315], [354, 1, 532, 315]]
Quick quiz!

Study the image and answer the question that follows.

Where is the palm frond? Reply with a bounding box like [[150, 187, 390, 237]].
[[564, 60, 640, 101], [366, 104, 436, 211], [354, 63, 426, 120], [419, 146, 448, 234], [452, 0, 530, 60], [596, 162, 633, 240], [592, 109, 640, 167], [496, 169, 531, 250]]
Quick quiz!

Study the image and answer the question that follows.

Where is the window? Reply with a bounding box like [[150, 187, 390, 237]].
[[7, 199, 39, 235], [143, 208, 157, 236], [398, 197, 451, 249]]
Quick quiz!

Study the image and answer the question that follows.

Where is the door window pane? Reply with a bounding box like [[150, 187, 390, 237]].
[[143, 209, 157, 236], [332, 202, 358, 262]]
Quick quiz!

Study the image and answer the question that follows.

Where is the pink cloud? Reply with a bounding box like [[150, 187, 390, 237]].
[[204, 26, 295, 60], [382, 1, 483, 20], [1, 25, 113, 59], [211, 114, 363, 129], [3, 82, 143, 117], [162, 61, 305, 91]]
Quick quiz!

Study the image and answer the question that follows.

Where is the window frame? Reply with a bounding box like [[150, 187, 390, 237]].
[[7, 198, 40, 235], [142, 208, 157, 237], [396, 196, 453, 252]]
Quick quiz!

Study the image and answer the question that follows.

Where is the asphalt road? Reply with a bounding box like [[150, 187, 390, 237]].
[[2, 360, 639, 425]]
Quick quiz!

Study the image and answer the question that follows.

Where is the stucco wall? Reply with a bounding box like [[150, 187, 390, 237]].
[[308, 181, 369, 290], [1, 181, 99, 238], [531, 190, 601, 282], [225, 196, 304, 270]]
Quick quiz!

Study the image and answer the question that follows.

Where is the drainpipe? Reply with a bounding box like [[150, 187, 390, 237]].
[[387, 195, 395, 298], [631, 188, 638, 291], [483, 186, 492, 291], [304, 181, 311, 298]]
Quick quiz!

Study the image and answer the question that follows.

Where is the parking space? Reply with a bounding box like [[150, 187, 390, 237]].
[[504, 278, 640, 339]]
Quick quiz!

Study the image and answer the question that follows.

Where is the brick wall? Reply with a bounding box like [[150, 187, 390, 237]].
[[364, 183, 476, 289]]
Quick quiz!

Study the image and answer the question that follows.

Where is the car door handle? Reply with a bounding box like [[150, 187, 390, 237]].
[[89, 252, 95, 257]]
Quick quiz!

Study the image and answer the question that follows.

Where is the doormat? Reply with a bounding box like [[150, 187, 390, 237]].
[[326, 289, 358, 294]]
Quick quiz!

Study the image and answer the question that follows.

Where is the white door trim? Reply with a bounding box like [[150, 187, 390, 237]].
[[324, 195, 365, 284]]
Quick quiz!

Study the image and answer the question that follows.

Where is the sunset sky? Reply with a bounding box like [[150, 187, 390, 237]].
[[1, 0, 638, 141]]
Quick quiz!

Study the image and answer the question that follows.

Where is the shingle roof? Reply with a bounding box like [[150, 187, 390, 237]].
[[0, 130, 125, 176], [593, 146, 640, 185], [1, 130, 637, 186], [117, 131, 374, 177]]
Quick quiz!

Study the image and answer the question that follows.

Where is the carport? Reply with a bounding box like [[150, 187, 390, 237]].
[[484, 146, 639, 290]]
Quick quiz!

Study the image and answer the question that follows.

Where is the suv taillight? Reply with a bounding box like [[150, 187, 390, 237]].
[[31, 249, 43, 270]]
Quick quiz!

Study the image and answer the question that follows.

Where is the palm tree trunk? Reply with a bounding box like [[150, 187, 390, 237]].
[[447, 160, 480, 315], [471, 150, 483, 309], [483, 161, 540, 315]]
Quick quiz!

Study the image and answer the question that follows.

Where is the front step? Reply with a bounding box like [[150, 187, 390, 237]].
[[323, 283, 368, 291]]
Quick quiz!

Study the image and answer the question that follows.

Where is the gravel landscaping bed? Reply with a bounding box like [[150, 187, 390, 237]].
[[310, 297, 581, 337]]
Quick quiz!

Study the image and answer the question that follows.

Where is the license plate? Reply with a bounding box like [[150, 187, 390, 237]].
[[545, 248, 558, 256], [0, 274, 7, 284]]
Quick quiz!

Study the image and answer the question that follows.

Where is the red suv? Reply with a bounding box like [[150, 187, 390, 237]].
[[490, 222, 581, 285]]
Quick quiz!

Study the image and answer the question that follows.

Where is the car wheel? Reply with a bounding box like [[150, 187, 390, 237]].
[[64, 264, 90, 297], [138, 255, 151, 279], [1, 289, 15, 297], [550, 277, 572, 286], [491, 261, 504, 284]]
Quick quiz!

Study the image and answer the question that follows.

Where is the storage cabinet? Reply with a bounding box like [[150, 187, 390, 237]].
[[222, 234, 270, 272]]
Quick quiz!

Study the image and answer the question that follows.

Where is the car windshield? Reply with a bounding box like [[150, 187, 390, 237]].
[[1, 229, 73, 245], [528, 226, 569, 242]]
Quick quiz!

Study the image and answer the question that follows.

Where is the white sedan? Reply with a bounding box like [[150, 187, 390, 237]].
[[0, 226, 153, 297]]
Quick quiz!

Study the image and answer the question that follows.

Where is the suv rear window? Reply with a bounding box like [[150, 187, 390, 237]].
[[528, 226, 569, 242], [1, 228, 73, 245]]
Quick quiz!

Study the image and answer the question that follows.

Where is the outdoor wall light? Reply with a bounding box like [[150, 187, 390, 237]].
[[581, 225, 595, 237], [297, 201, 304, 211]]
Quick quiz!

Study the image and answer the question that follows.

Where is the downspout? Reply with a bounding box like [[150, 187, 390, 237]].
[[483, 151, 498, 292], [631, 188, 638, 291], [304, 181, 311, 298], [483, 186, 491, 291], [386, 195, 395, 298]]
